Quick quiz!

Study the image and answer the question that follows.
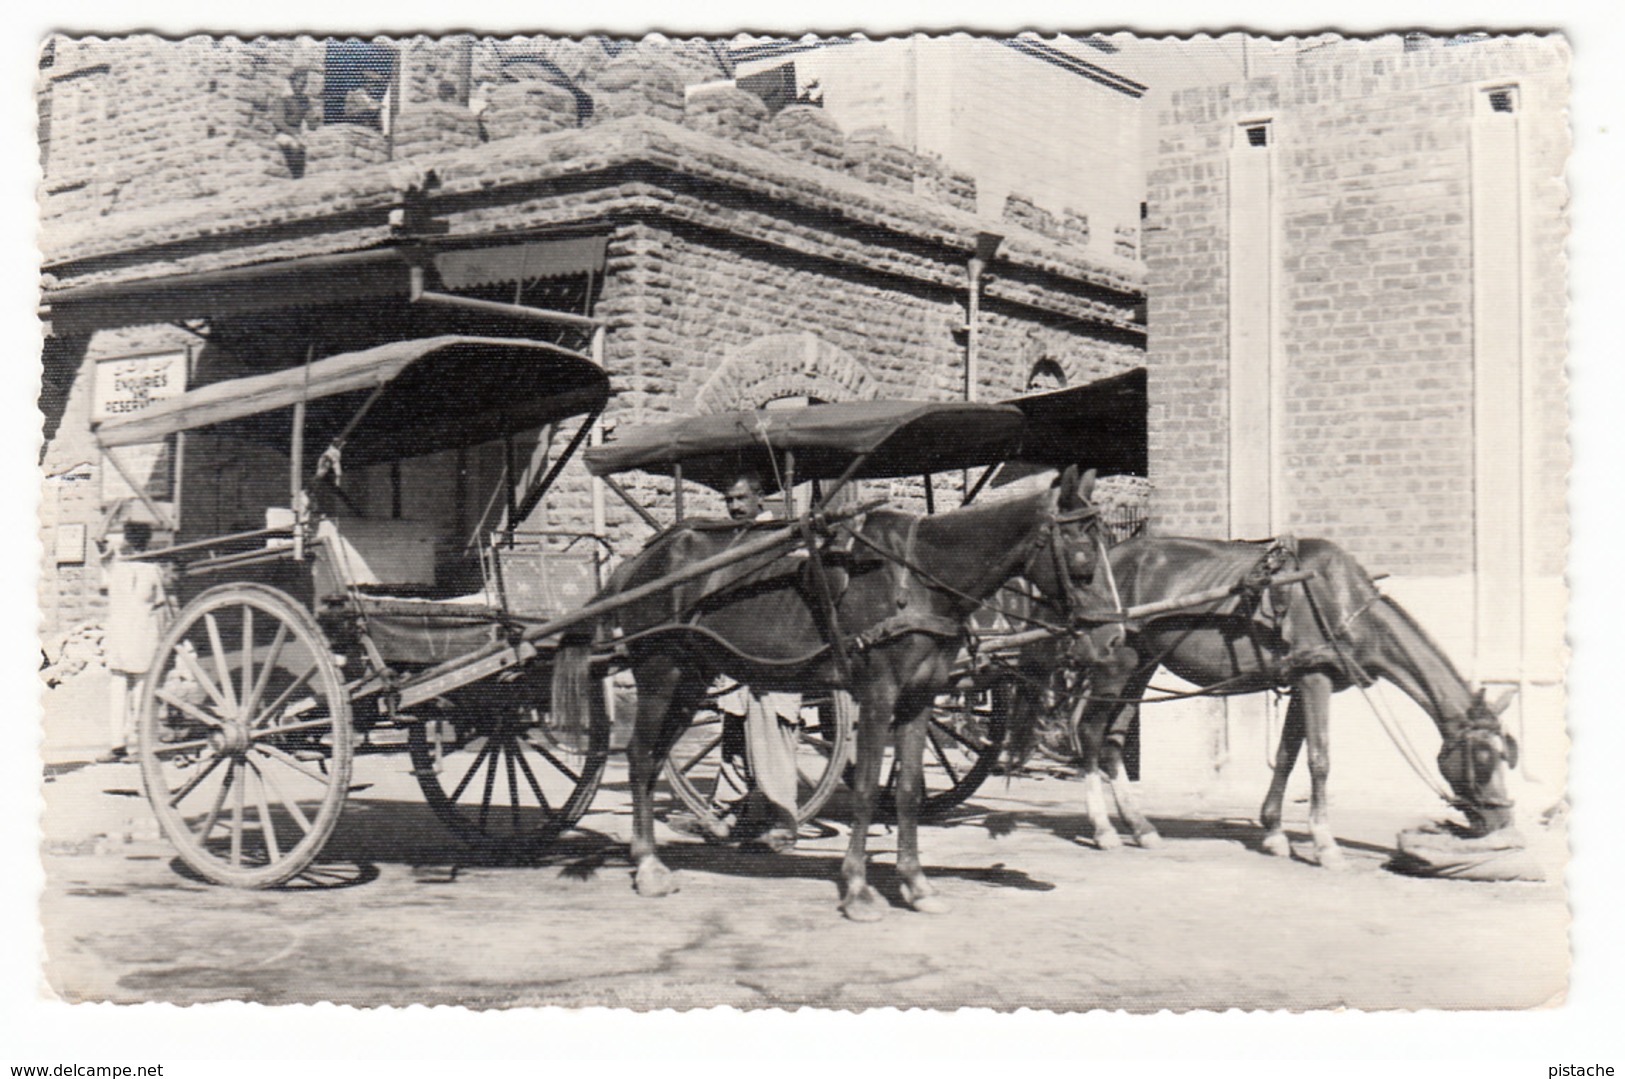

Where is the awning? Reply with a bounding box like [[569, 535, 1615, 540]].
[[44, 233, 611, 335], [996, 367, 1148, 477], [95, 335, 609, 466], [433, 236, 608, 290], [585, 400, 1028, 491]]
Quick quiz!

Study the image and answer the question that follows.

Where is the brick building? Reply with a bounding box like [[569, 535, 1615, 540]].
[[1141, 34, 1569, 800], [36, 34, 1146, 634], [36, 32, 1569, 805]]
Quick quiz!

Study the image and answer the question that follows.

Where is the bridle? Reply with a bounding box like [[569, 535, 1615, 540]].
[[1446, 711, 1518, 811], [1014, 492, 1103, 626]]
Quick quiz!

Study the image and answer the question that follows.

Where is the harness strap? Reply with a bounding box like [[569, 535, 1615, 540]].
[[798, 513, 854, 686], [851, 612, 966, 652]]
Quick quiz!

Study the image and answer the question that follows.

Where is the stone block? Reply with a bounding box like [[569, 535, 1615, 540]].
[[393, 100, 482, 155], [841, 126, 914, 192], [766, 104, 844, 170], [681, 85, 769, 149], [303, 122, 390, 173], [586, 53, 687, 125]]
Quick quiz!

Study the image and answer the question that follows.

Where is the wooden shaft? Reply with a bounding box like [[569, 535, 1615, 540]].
[[392, 498, 887, 705]]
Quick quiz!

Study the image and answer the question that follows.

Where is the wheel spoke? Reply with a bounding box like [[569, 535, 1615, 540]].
[[239, 605, 255, 709], [204, 613, 241, 718], [255, 742, 335, 787], [166, 753, 225, 808], [522, 731, 582, 784], [512, 742, 553, 812], [151, 736, 216, 758], [248, 758, 281, 863], [243, 622, 288, 725], [929, 716, 989, 753], [251, 714, 340, 740], [252, 749, 314, 835], [250, 665, 318, 730], [504, 739, 521, 832], [230, 761, 246, 867], [674, 735, 723, 777], [478, 742, 499, 832], [798, 732, 838, 755], [155, 687, 227, 730], [175, 643, 234, 718], [446, 738, 495, 804], [926, 727, 960, 785], [194, 759, 235, 843]]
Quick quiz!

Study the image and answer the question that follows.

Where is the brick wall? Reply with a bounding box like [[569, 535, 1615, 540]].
[[1145, 36, 1568, 577], [37, 35, 1146, 633]]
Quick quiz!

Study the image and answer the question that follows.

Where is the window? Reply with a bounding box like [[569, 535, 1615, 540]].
[[324, 39, 396, 132], [1484, 85, 1518, 115]]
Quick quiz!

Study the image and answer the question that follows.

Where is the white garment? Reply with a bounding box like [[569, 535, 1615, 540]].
[[104, 559, 168, 675]]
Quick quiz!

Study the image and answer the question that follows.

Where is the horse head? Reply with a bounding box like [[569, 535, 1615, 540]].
[[1018, 466, 1107, 619], [1436, 686, 1520, 834]]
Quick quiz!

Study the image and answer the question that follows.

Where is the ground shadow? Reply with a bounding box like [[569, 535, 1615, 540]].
[[975, 809, 1400, 859], [650, 842, 1056, 905]]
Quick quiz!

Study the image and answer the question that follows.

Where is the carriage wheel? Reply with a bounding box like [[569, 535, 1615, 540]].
[[663, 689, 855, 829], [406, 681, 610, 856], [137, 584, 352, 889], [1028, 667, 1088, 763], [852, 684, 1011, 823]]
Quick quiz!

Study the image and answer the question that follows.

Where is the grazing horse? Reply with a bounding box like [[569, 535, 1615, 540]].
[[1069, 536, 1520, 868], [553, 467, 1102, 920]]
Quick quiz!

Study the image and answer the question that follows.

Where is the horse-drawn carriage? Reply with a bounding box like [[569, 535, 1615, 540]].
[[98, 336, 1105, 891], [97, 336, 1522, 901]]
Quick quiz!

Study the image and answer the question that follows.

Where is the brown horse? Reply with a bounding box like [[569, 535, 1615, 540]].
[[553, 467, 1102, 919], [1066, 536, 1520, 868]]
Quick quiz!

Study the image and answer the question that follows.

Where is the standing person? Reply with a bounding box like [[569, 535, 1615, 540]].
[[96, 518, 171, 763], [670, 472, 803, 852], [272, 66, 323, 179]]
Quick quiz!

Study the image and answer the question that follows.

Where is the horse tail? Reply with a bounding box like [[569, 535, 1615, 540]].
[[550, 635, 595, 737]]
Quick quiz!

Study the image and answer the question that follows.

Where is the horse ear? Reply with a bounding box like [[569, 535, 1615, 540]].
[[1078, 468, 1097, 504], [1502, 732, 1521, 770], [1488, 688, 1518, 716], [1055, 464, 1081, 503]]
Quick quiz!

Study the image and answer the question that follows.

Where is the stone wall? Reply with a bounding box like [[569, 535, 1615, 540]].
[[1144, 35, 1568, 578], [36, 36, 1145, 633]]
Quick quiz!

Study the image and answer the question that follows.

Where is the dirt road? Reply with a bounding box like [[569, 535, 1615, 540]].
[[38, 754, 1567, 1010]]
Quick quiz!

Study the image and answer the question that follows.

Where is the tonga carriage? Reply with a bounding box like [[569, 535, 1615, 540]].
[[97, 335, 1158, 889], [580, 396, 1113, 829], [96, 335, 626, 887]]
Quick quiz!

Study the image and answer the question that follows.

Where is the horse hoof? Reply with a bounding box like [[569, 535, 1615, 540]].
[[745, 827, 797, 855], [900, 879, 951, 915], [1314, 850, 1349, 872], [1094, 831, 1123, 852], [840, 885, 888, 923], [1136, 830, 1164, 850], [1261, 832, 1291, 858], [634, 859, 679, 897]]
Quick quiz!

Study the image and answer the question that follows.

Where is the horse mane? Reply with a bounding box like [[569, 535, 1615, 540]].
[[1371, 592, 1474, 692]]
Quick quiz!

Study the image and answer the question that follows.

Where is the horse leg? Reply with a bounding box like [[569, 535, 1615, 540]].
[[839, 676, 896, 922], [628, 661, 705, 897], [1101, 666, 1160, 848], [1298, 671, 1345, 869], [1106, 724, 1161, 848], [1075, 692, 1124, 851], [894, 688, 950, 914], [1259, 689, 1307, 859]]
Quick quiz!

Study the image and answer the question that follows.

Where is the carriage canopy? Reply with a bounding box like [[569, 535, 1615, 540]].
[[583, 399, 1028, 491], [996, 367, 1147, 477], [93, 335, 609, 467]]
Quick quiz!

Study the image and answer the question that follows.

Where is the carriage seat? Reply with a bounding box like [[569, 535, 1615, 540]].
[[313, 517, 444, 601]]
